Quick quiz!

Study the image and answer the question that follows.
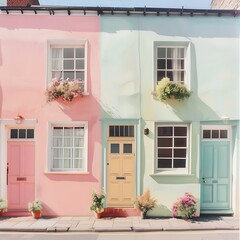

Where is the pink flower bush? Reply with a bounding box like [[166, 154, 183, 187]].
[[172, 192, 197, 219], [46, 78, 83, 102]]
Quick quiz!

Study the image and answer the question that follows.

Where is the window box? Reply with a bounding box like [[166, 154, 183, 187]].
[[153, 77, 191, 102], [46, 78, 83, 102]]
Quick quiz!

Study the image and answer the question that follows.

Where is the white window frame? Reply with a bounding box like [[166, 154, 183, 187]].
[[202, 125, 231, 141], [155, 124, 190, 174], [47, 121, 88, 174], [47, 40, 88, 93], [154, 41, 190, 88]]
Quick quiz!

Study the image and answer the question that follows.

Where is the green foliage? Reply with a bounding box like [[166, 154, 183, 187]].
[[28, 200, 42, 212], [155, 77, 191, 102], [0, 198, 8, 211], [90, 191, 105, 213]]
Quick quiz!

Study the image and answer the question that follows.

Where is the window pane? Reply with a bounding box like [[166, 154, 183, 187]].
[[220, 130, 228, 139], [64, 127, 73, 136], [158, 127, 173, 136], [129, 126, 134, 137], [64, 138, 73, 147], [52, 71, 62, 79], [53, 149, 63, 158], [174, 138, 186, 147], [19, 129, 26, 138], [76, 48, 85, 58], [10, 129, 18, 139], [63, 48, 74, 58], [63, 71, 74, 80], [212, 130, 219, 138], [175, 127, 187, 136], [157, 48, 166, 58], [63, 60, 74, 69], [203, 130, 211, 139], [177, 60, 184, 69], [115, 126, 119, 136], [158, 138, 172, 147], [174, 149, 186, 158], [166, 71, 173, 80], [53, 127, 63, 136], [52, 60, 62, 70], [167, 59, 173, 69], [27, 129, 34, 139], [64, 159, 71, 168], [167, 48, 174, 58], [173, 159, 186, 168], [157, 59, 165, 69], [158, 159, 172, 168], [123, 144, 132, 154], [64, 148, 72, 158], [76, 60, 84, 69], [75, 138, 84, 147], [109, 126, 114, 136], [120, 126, 124, 136], [74, 127, 84, 136], [177, 48, 184, 58], [53, 137, 62, 147], [76, 71, 84, 81], [111, 144, 119, 154], [52, 48, 62, 58], [157, 71, 165, 82], [74, 159, 81, 168], [53, 159, 61, 168], [158, 149, 172, 157]]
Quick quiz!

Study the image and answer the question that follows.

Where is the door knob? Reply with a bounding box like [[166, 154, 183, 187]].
[[202, 177, 206, 183]]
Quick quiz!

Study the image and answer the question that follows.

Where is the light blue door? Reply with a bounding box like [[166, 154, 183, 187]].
[[201, 141, 230, 210]]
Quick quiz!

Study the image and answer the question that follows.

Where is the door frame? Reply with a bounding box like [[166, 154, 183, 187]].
[[102, 120, 140, 208], [200, 125, 233, 214], [0, 119, 37, 199]]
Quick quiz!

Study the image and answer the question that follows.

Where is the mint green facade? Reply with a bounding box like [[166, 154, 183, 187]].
[[100, 14, 239, 216]]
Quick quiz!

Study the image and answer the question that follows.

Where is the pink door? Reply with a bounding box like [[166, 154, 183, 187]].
[[7, 141, 35, 210]]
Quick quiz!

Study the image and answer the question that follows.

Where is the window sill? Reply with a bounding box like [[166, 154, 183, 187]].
[[150, 173, 195, 177], [44, 171, 90, 175]]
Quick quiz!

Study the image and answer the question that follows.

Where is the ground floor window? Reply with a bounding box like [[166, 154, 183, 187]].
[[156, 124, 189, 170], [50, 122, 88, 172]]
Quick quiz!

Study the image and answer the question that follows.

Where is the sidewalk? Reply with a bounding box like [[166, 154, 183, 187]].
[[0, 216, 238, 232]]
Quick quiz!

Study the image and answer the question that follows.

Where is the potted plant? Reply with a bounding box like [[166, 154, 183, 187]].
[[0, 198, 8, 214], [172, 192, 198, 219], [46, 78, 83, 102], [28, 200, 42, 219], [134, 189, 157, 219], [153, 77, 191, 102], [90, 191, 105, 218]]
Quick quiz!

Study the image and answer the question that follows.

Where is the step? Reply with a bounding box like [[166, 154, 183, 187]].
[[102, 208, 140, 217], [1, 210, 31, 217]]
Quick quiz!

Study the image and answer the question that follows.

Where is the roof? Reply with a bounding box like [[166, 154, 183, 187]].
[[7, 0, 39, 7], [0, 6, 239, 16]]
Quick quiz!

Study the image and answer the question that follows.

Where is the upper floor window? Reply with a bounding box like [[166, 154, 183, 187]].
[[48, 41, 87, 92], [156, 125, 189, 170], [157, 47, 186, 84]]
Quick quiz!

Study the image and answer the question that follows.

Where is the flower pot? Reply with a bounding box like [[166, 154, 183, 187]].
[[141, 211, 147, 219], [94, 212, 103, 219], [32, 210, 41, 219]]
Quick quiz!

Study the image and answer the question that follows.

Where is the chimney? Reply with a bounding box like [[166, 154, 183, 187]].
[[7, 0, 39, 6]]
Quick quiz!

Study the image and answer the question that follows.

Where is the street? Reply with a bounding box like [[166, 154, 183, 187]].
[[0, 230, 238, 240]]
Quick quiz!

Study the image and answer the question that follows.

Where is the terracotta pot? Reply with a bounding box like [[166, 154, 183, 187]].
[[94, 212, 103, 219], [32, 210, 41, 219]]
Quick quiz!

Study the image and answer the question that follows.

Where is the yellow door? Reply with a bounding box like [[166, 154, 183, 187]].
[[107, 139, 135, 207]]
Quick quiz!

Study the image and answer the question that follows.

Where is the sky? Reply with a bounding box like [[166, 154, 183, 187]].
[[39, 0, 212, 9]]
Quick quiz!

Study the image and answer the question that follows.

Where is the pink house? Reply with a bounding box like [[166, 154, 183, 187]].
[[0, 13, 101, 216]]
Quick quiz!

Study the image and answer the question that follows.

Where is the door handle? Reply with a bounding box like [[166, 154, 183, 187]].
[[202, 177, 206, 183], [7, 163, 9, 185]]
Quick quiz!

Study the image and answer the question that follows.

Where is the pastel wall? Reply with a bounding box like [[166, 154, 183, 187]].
[[0, 15, 101, 216], [100, 15, 239, 216]]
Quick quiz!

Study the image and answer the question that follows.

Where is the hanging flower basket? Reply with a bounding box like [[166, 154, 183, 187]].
[[46, 78, 83, 102], [153, 77, 191, 102]]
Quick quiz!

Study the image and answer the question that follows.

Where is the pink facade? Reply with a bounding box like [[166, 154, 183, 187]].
[[0, 15, 101, 216]]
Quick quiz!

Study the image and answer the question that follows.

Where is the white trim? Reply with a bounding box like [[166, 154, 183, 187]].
[[201, 125, 231, 141], [47, 121, 88, 173], [0, 120, 37, 199], [47, 40, 88, 93], [155, 123, 190, 175]]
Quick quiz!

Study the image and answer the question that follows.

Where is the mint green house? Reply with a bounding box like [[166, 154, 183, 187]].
[[100, 8, 239, 216]]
